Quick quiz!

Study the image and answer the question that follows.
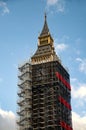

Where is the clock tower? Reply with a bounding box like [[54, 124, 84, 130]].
[[31, 14, 73, 130], [17, 14, 73, 130]]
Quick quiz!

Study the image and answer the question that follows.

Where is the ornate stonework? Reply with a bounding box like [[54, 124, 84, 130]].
[[31, 14, 61, 64]]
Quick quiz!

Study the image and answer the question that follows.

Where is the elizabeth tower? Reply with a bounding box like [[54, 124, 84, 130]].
[[17, 14, 73, 130]]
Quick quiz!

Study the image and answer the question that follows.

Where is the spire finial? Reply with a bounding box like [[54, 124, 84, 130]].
[[40, 13, 50, 36], [44, 12, 47, 21]]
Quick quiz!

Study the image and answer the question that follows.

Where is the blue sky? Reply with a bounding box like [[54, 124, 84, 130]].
[[0, 0, 86, 130]]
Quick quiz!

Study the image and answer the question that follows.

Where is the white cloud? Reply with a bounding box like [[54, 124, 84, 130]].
[[76, 58, 86, 74], [55, 43, 68, 52], [46, 0, 65, 13], [70, 78, 77, 82], [72, 83, 86, 99], [76, 58, 82, 62], [61, 35, 69, 41], [0, 1, 10, 15], [47, 0, 58, 5], [0, 108, 16, 130], [72, 111, 86, 130], [71, 80, 86, 108]]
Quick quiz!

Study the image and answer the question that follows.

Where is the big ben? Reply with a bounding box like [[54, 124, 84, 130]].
[[17, 14, 73, 130]]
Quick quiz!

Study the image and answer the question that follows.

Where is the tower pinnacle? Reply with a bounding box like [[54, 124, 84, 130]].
[[44, 12, 47, 21], [40, 13, 49, 37]]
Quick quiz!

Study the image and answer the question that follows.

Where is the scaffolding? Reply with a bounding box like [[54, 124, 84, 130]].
[[17, 60, 73, 130], [17, 62, 32, 130], [32, 60, 73, 130]]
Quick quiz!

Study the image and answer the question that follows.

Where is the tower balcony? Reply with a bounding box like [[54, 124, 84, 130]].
[[17, 107, 25, 115], [17, 98, 32, 108], [17, 108, 24, 116], [17, 88, 32, 97], [18, 77, 32, 85], [17, 121, 24, 127], [22, 114, 32, 121], [17, 112, 32, 122], [18, 81, 32, 91], [24, 126, 32, 130], [18, 73, 32, 83], [24, 94, 32, 100], [17, 97, 24, 105], [18, 67, 31, 76]]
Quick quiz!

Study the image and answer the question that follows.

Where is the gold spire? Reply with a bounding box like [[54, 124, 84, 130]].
[[40, 13, 49, 37], [38, 13, 53, 47], [31, 14, 61, 65]]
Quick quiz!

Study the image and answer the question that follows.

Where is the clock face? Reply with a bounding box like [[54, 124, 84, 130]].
[[33, 66, 43, 82], [32, 64, 47, 84], [39, 67, 44, 76]]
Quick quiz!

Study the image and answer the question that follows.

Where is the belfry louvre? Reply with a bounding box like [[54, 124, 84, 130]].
[[17, 14, 73, 130]]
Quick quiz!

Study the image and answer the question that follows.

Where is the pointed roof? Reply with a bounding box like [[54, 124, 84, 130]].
[[40, 13, 50, 37]]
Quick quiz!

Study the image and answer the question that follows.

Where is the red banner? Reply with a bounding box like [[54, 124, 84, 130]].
[[60, 120, 73, 130], [55, 72, 71, 90], [58, 96, 71, 110]]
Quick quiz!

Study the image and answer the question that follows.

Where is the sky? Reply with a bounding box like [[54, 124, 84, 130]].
[[0, 0, 86, 130]]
